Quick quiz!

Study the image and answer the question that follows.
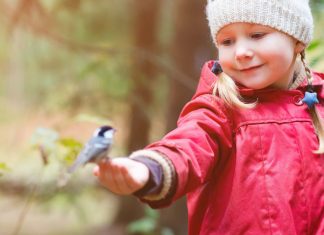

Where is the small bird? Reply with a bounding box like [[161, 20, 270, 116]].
[[68, 125, 116, 173]]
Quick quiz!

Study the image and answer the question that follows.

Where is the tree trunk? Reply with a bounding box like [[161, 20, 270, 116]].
[[167, 0, 215, 131], [127, 0, 162, 152], [114, 0, 162, 229], [160, 0, 215, 234]]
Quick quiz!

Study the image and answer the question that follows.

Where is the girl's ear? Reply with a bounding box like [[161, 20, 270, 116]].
[[295, 41, 306, 54]]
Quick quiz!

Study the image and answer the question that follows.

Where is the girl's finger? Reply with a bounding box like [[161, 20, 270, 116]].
[[109, 162, 130, 194], [102, 161, 120, 193], [93, 166, 99, 176], [97, 161, 120, 193], [120, 166, 141, 192]]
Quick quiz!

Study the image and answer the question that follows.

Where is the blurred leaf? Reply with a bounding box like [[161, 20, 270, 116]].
[[30, 128, 59, 165], [79, 60, 103, 80], [161, 228, 175, 235], [0, 162, 11, 177], [0, 162, 10, 171], [145, 206, 159, 220], [307, 40, 321, 52], [30, 128, 84, 165], [310, 55, 322, 67], [58, 138, 83, 148], [127, 217, 157, 234], [57, 138, 83, 164], [30, 127, 60, 153], [307, 40, 324, 68], [127, 206, 160, 234]]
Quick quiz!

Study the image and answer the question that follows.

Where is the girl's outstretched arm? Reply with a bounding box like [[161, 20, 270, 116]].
[[93, 158, 150, 195]]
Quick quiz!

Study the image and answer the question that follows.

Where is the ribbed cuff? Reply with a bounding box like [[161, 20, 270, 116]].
[[129, 150, 176, 201], [132, 156, 163, 197]]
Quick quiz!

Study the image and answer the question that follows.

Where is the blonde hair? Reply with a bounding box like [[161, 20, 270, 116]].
[[300, 51, 324, 154], [213, 52, 324, 154], [212, 72, 257, 109]]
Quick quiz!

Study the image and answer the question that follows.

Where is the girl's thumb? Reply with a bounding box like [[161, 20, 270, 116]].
[[93, 166, 100, 176]]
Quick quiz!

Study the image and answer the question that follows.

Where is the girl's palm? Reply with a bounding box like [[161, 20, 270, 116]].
[[94, 158, 149, 195]]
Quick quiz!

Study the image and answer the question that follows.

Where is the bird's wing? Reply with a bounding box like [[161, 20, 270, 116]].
[[68, 138, 109, 173]]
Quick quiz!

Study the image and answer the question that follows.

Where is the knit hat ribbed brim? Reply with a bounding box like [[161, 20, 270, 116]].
[[206, 0, 314, 46]]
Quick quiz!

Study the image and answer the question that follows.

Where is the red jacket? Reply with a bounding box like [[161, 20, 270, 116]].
[[146, 61, 324, 235]]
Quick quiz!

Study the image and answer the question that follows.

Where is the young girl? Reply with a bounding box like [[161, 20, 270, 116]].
[[94, 0, 324, 234]]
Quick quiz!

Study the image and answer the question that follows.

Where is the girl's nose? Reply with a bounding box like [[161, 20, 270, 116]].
[[235, 43, 253, 61]]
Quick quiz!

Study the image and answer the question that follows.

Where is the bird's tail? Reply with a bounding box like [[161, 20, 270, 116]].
[[67, 162, 80, 174]]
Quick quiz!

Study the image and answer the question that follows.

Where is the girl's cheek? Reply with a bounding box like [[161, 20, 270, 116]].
[[218, 49, 232, 63], [218, 56, 232, 72]]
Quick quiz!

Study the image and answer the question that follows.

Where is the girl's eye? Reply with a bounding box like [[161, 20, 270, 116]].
[[220, 39, 233, 46], [251, 33, 266, 39]]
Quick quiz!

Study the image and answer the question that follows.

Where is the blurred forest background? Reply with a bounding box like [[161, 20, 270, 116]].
[[0, 0, 323, 235]]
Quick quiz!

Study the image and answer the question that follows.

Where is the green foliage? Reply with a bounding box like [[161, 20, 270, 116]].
[[57, 138, 83, 165], [1, 0, 134, 115], [77, 55, 132, 99], [127, 207, 158, 235], [30, 127, 83, 166], [307, 39, 324, 69], [0, 162, 11, 177], [306, 1, 324, 71], [127, 206, 174, 235], [307, 40, 321, 51], [30, 127, 60, 154]]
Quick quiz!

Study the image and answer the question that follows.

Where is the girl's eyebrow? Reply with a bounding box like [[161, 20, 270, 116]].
[[216, 24, 273, 41], [216, 34, 230, 44], [216, 29, 233, 40], [216, 33, 229, 39], [250, 24, 273, 31]]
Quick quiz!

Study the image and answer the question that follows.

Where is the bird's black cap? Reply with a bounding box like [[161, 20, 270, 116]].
[[97, 125, 115, 137]]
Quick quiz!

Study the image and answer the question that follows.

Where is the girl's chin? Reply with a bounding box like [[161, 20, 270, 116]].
[[239, 81, 271, 90]]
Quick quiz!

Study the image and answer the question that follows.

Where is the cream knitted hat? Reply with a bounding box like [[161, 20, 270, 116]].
[[206, 0, 314, 46]]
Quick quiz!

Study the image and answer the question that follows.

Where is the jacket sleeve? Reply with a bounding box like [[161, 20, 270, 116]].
[[131, 93, 233, 208]]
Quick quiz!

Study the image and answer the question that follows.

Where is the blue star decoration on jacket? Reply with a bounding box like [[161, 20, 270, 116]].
[[302, 91, 319, 108]]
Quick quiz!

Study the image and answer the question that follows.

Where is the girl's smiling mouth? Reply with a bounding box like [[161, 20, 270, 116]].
[[240, 64, 263, 72]]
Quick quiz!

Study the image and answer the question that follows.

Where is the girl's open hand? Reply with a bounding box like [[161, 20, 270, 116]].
[[93, 157, 149, 195]]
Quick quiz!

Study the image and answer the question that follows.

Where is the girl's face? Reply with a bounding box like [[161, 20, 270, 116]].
[[216, 23, 305, 90]]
